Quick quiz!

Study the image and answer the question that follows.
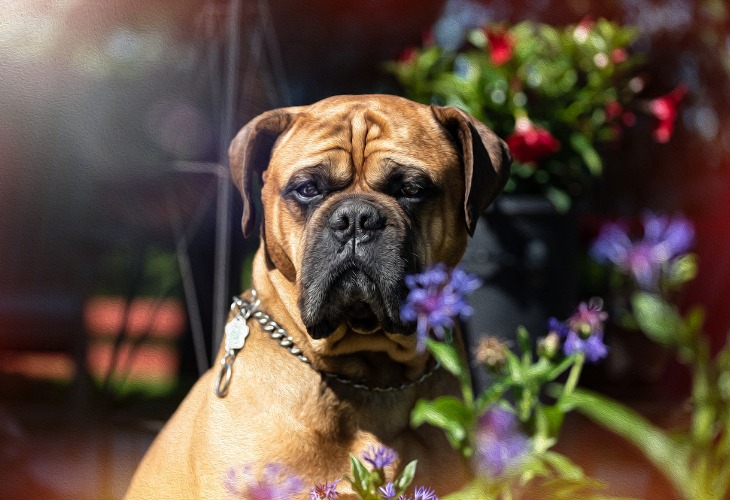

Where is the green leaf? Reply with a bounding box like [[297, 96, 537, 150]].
[[394, 460, 418, 492], [466, 28, 487, 49], [542, 451, 585, 481], [570, 133, 603, 175], [565, 388, 694, 499], [545, 186, 571, 214], [684, 306, 705, 337], [666, 253, 698, 288], [517, 325, 532, 361], [631, 292, 682, 346], [505, 348, 525, 383], [441, 479, 490, 500], [410, 397, 474, 452], [348, 454, 371, 494], [427, 339, 466, 379], [475, 380, 509, 413], [541, 404, 567, 438], [426, 339, 473, 403]]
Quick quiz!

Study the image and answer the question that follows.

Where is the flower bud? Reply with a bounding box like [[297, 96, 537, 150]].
[[475, 336, 508, 372], [538, 332, 561, 359]]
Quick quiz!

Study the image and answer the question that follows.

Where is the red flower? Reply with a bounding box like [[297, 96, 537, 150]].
[[506, 119, 561, 164], [485, 29, 514, 66], [605, 100, 623, 120], [610, 48, 627, 64], [573, 16, 594, 43], [649, 85, 687, 143]]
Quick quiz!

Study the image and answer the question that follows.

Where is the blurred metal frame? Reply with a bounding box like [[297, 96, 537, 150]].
[[193, 0, 289, 366]]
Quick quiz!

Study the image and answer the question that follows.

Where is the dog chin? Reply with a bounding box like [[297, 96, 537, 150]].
[[299, 265, 409, 340]]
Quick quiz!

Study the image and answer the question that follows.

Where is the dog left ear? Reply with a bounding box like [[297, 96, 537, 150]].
[[229, 107, 303, 237], [430, 105, 512, 236]]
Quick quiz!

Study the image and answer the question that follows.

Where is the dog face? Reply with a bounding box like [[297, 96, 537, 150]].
[[229, 95, 510, 355]]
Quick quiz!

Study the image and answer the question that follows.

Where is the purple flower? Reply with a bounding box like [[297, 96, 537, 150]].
[[591, 213, 694, 290], [225, 463, 304, 499], [362, 445, 397, 470], [310, 479, 340, 500], [413, 485, 439, 500], [397, 488, 438, 500], [474, 407, 530, 477], [549, 298, 609, 363], [380, 482, 397, 498], [563, 330, 608, 362], [401, 264, 482, 352]]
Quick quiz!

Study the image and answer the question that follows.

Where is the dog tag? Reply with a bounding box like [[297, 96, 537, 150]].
[[225, 316, 250, 351]]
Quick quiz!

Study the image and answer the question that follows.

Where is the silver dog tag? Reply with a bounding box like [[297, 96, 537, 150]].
[[225, 316, 250, 351]]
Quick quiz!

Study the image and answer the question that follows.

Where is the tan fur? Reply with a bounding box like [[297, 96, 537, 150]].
[[126, 95, 509, 499]]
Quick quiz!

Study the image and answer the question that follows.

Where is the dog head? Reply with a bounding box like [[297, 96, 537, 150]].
[[229, 95, 510, 357]]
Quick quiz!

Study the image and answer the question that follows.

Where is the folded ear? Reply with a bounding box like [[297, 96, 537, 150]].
[[430, 105, 512, 236], [228, 107, 302, 237]]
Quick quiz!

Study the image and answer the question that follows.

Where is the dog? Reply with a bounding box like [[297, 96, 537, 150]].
[[126, 94, 510, 498]]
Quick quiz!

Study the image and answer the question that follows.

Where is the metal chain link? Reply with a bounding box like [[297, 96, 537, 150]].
[[227, 290, 441, 393]]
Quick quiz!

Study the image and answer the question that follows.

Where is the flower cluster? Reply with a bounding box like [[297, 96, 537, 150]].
[[548, 298, 609, 363], [310, 479, 340, 500], [351, 445, 437, 500], [591, 213, 695, 291], [362, 445, 397, 471], [649, 85, 688, 143], [401, 264, 481, 352], [225, 463, 304, 500], [506, 117, 561, 164], [389, 18, 686, 210]]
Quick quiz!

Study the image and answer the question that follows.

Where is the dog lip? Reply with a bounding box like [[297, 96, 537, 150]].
[[347, 301, 381, 334]]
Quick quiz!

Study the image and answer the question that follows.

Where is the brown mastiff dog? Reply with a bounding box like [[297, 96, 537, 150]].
[[126, 94, 510, 498]]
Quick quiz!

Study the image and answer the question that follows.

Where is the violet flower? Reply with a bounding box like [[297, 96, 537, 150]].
[[591, 213, 694, 291], [401, 264, 482, 352], [225, 463, 304, 500], [474, 407, 530, 477], [549, 298, 609, 363], [362, 445, 397, 471], [310, 479, 340, 500], [396, 485, 439, 500], [379, 482, 397, 499], [413, 485, 439, 500]]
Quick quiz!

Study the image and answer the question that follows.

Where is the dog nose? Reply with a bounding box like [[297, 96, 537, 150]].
[[329, 199, 386, 246]]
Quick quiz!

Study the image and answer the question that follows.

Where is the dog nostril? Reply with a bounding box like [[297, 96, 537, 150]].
[[331, 213, 350, 232], [360, 212, 385, 231]]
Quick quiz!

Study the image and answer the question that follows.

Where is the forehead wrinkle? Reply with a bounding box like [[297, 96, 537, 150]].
[[350, 110, 368, 172]]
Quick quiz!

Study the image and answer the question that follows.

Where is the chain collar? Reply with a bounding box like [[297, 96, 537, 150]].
[[215, 289, 441, 398]]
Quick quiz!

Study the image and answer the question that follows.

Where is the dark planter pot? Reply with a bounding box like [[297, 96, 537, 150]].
[[460, 195, 580, 392]]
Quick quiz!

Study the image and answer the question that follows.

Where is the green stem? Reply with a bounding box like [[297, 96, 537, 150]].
[[560, 354, 584, 406], [519, 385, 533, 422]]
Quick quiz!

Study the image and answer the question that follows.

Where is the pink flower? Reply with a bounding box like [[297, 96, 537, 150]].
[[505, 119, 561, 164], [485, 29, 514, 66], [649, 85, 687, 143], [610, 48, 627, 64]]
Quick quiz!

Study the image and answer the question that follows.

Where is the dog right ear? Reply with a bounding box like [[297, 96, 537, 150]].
[[229, 107, 302, 237]]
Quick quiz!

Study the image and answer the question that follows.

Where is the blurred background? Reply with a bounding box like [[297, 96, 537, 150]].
[[0, 0, 728, 498]]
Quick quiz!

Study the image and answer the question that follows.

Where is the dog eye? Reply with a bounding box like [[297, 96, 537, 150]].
[[400, 182, 422, 198], [295, 182, 321, 200]]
